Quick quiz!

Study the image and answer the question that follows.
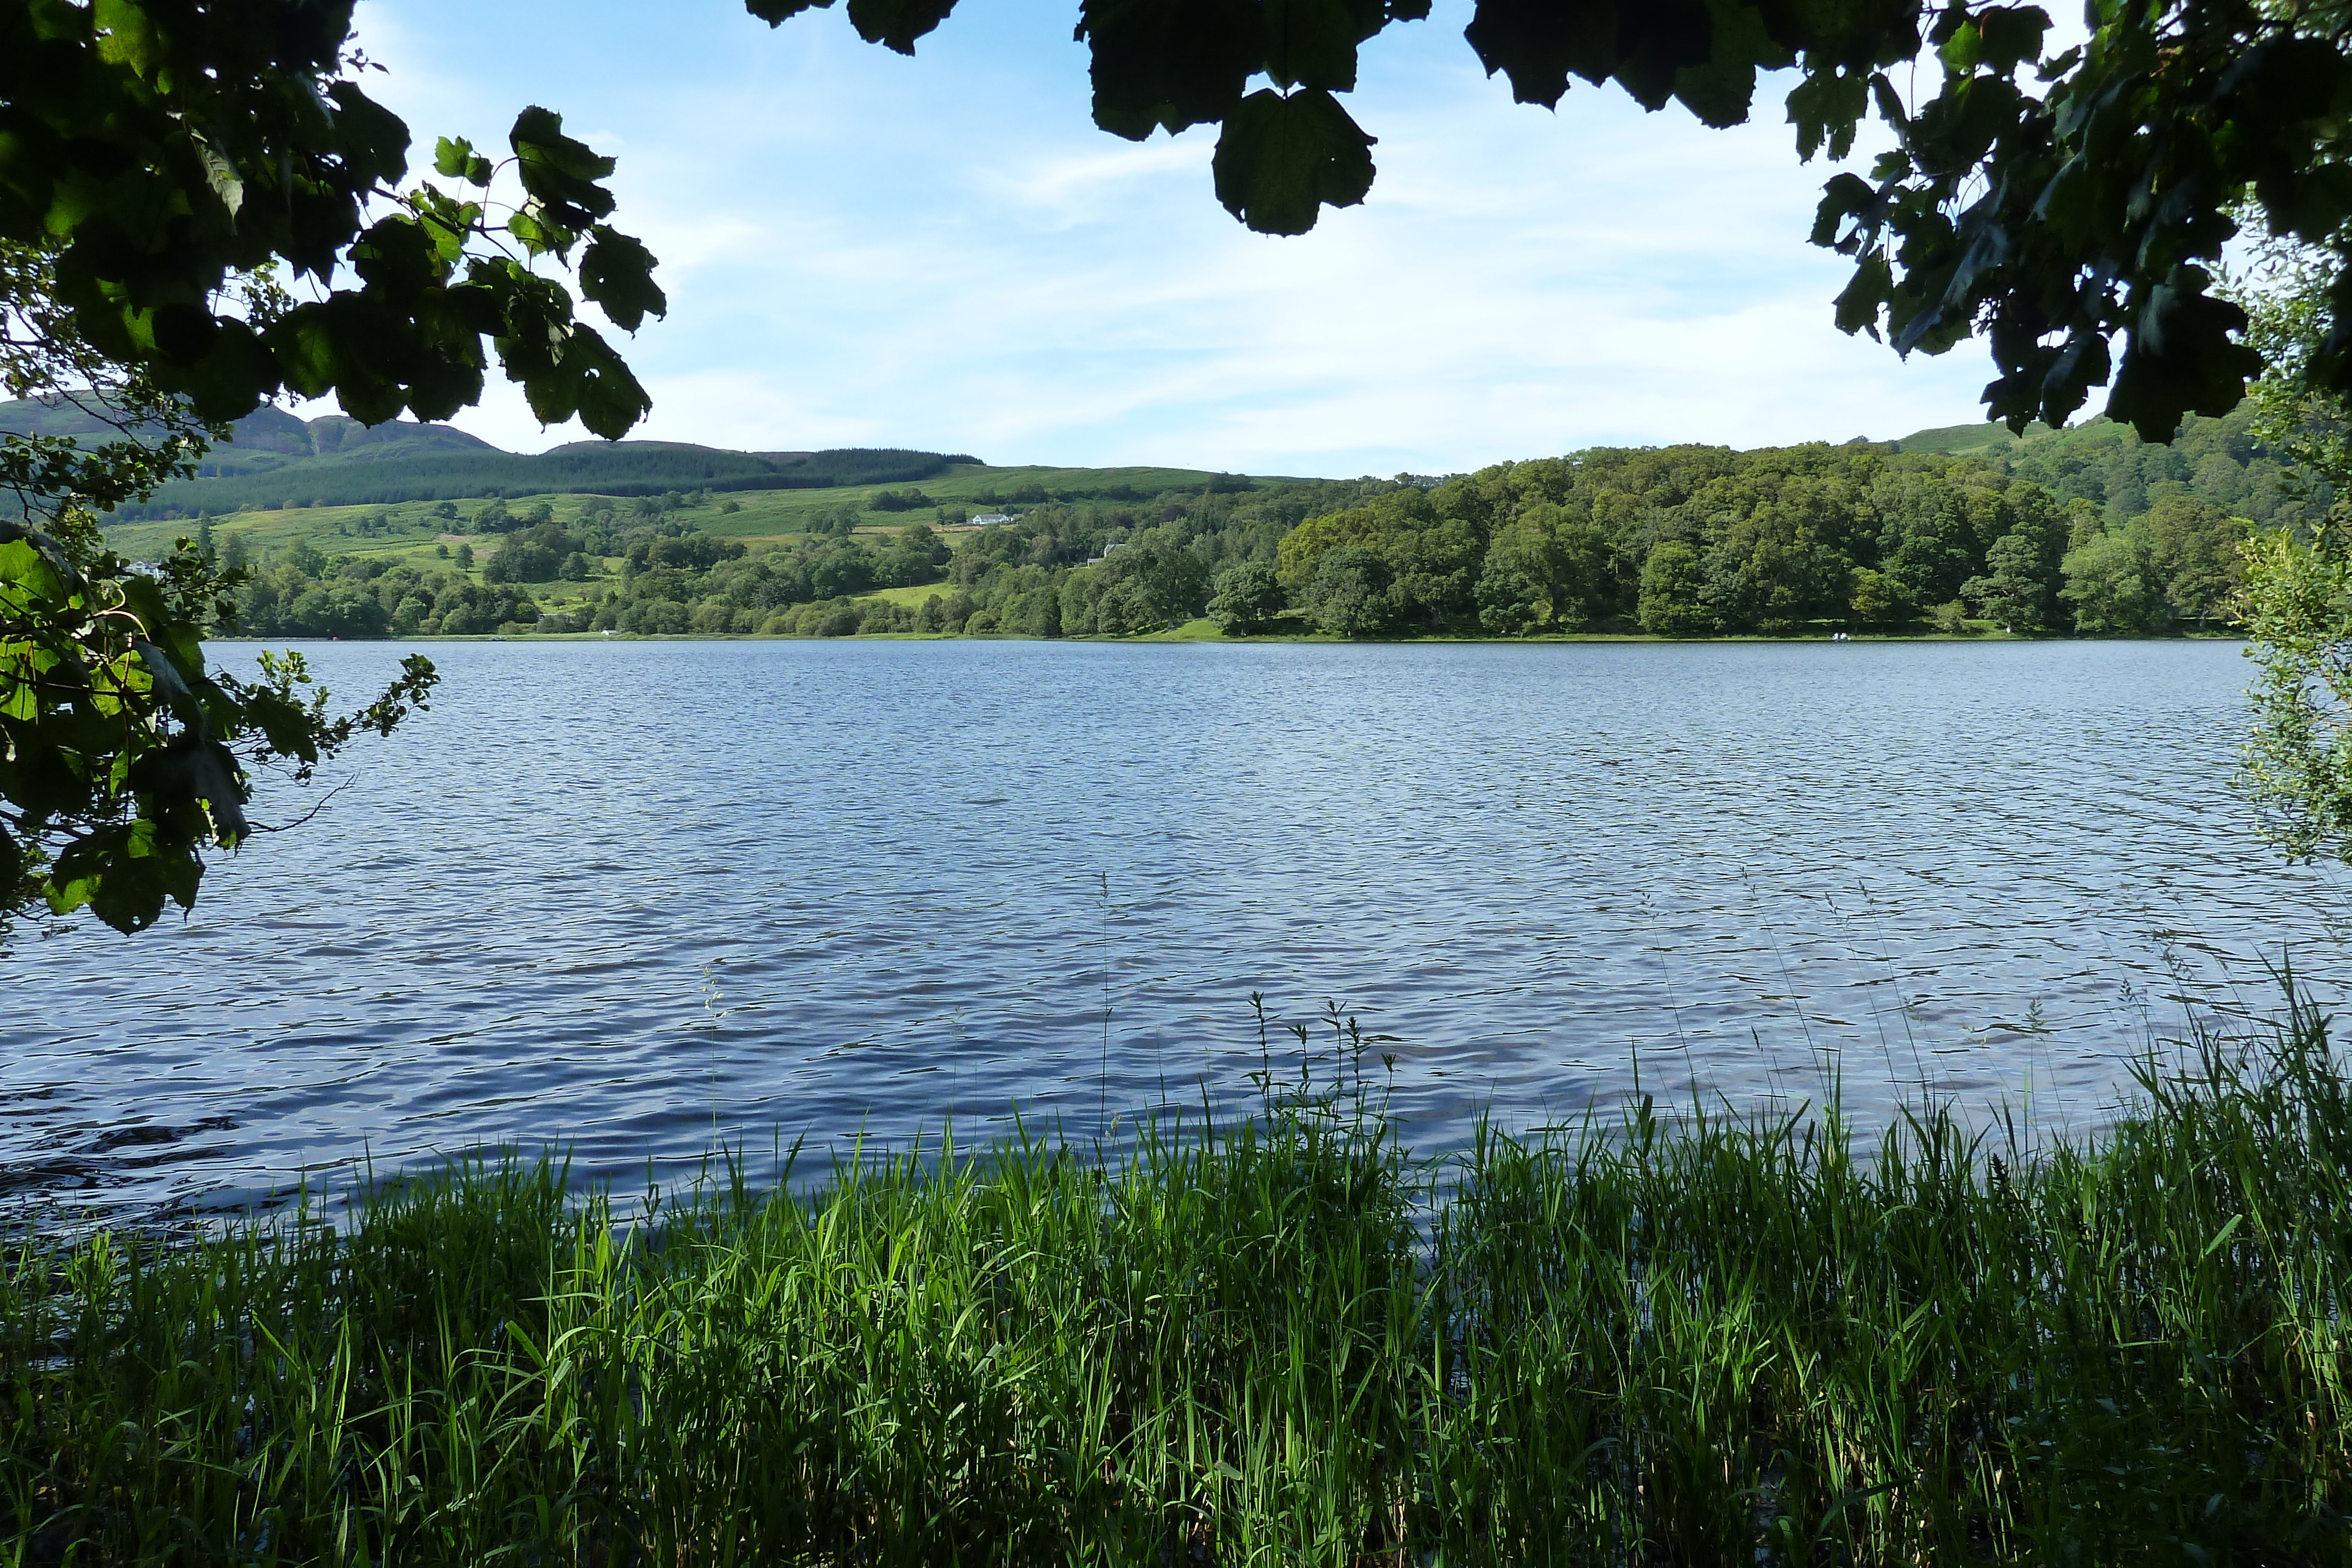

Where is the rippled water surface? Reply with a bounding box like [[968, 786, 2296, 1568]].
[[9, 638, 2349, 1213]]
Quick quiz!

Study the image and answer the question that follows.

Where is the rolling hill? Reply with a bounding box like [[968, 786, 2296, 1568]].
[[0, 400, 979, 517], [13, 393, 2319, 566]]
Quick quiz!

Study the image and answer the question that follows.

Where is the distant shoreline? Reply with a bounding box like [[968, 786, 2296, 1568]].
[[206, 628, 2251, 646]]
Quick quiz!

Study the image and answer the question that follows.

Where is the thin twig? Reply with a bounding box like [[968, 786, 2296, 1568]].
[[242, 777, 355, 834]]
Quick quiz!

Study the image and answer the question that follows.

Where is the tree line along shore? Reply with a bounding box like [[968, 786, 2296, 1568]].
[[115, 410, 2298, 644]]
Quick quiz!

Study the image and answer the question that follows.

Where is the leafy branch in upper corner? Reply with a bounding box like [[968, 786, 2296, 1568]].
[[0, 0, 667, 937], [3, 1, 666, 442]]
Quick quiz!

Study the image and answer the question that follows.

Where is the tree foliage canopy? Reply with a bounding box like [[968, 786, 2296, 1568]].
[[2219, 232, 2352, 863], [2, 0, 663, 439], [1, 0, 666, 936], [751, 0, 2352, 446]]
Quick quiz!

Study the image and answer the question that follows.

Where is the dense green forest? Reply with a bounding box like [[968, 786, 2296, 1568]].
[[175, 409, 2310, 641]]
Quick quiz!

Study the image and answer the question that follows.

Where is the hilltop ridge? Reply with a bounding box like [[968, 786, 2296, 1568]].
[[0, 399, 978, 516], [0, 400, 494, 464], [15, 396, 2320, 569]]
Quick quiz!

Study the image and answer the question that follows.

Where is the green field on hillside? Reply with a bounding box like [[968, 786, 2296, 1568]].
[[100, 463, 1263, 562], [99, 457, 1304, 637]]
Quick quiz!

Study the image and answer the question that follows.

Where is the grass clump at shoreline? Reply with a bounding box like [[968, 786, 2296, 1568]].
[[8, 1001, 2352, 1564]]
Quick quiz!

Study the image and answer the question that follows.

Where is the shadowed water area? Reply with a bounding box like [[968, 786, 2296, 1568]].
[[7, 637, 2347, 1215]]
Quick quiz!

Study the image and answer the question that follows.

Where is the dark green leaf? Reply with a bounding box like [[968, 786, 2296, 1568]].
[[1666, 0, 1783, 128], [746, 0, 837, 20], [0, 830, 23, 909], [1264, 0, 1365, 91], [0, 536, 69, 602], [1211, 88, 1376, 235], [129, 638, 195, 716], [1789, 65, 1870, 162], [506, 208, 577, 257], [568, 331, 656, 441], [579, 227, 667, 333], [1077, 0, 1263, 139], [509, 106, 617, 235], [328, 81, 412, 189], [845, 0, 960, 55], [1462, 0, 1622, 108], [1832, 250, 1891, 338], [1974, 7, 2049, 75], [128, 734, 249, 842], [433, 135, 496, 188], [1810, 172, 1879, 250], [349, 218, 444, 297], [90, 0, 163, 79], [173, 320, 282, 425], [2110, 275, 2262, 441]]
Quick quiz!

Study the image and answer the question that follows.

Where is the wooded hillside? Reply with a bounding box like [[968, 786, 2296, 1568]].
[[149, 409, 2297, 641]]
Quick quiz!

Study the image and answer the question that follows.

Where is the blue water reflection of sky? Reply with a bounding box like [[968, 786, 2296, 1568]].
[[6, 640, 2344, 1214]]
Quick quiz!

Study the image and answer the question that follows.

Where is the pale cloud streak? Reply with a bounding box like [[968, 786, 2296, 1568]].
[[343, 0, 1999, 472]]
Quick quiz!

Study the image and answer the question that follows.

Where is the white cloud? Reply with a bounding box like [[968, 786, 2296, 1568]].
[[978, 136, 1215, 219], [633, 369, 900, 454], [341, 0, 1997, 472]]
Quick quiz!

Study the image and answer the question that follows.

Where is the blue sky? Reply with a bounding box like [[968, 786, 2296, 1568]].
[[346, 0, 2003, 474]]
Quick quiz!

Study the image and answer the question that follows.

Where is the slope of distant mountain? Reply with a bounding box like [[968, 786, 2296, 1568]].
[[0, 399, 979, 517], [117, 443, 983, 518], [0, 399, 495, 464], [303, 414, 499, 461], [32, 400, 2311, 531]]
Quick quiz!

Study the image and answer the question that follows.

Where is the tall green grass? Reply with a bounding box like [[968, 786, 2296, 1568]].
[[8, 992, 2352, 1564]]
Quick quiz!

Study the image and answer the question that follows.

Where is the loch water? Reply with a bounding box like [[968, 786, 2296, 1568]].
[[7, 637, 2347, 1215]]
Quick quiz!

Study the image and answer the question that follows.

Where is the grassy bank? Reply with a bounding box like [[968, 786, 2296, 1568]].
[[8, 1002, 2352, 1564]]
